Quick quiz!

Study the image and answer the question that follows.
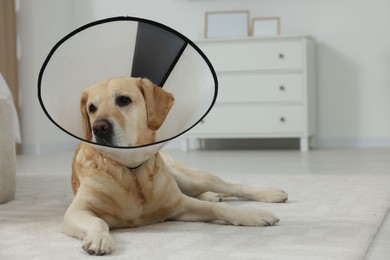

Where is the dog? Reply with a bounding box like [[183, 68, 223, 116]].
[[63, 77, 288, 255]]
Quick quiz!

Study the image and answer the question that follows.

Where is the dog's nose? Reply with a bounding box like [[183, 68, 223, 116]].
[[93, 119, 112, 137]]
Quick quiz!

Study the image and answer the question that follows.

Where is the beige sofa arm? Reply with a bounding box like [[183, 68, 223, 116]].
[[0, 96, 16, 203]]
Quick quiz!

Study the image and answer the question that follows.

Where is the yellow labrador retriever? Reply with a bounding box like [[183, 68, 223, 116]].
[[63, 77, 288, 255]]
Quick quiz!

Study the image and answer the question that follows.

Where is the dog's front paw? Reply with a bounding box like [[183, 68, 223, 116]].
[[252, 188, 288, 203], [234, 208, 280, 227], [82, 231, 113, 256]]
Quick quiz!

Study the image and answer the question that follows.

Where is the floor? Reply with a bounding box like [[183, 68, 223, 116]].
[[15, 148, 390, 259]]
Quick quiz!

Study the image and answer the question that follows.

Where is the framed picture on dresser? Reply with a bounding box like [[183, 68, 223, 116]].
[[205, 10, 249, 38], [251, 17, 281, 37]]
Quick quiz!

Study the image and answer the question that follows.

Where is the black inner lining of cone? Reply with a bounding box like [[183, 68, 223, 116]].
[[131, 22, 187, 87]]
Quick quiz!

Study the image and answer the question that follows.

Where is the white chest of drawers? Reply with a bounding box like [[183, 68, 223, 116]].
[[185, 36, 316, 151]]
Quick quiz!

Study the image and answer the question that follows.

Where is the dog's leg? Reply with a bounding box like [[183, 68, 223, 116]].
[[168, 162, 287, 203], [63, 199, 113, 256], [196, 191, 225, 202], [172, 195, 279, 227], [196, 192, 239, 202]]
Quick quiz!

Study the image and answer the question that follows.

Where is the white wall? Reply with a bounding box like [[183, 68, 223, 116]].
[[17, 0, 78, 154], [17, 0, 390, 153]]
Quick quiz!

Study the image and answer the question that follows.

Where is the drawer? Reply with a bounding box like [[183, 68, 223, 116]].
[[198, 40, 302, 72], [190, 105, 304, 135], [217, 74, 303, 103]]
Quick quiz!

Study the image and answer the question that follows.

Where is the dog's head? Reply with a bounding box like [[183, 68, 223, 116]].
[[80, 77, 174, 147]]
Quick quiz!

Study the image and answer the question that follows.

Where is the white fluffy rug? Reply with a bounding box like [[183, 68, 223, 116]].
[[1, 173, 389, 260]]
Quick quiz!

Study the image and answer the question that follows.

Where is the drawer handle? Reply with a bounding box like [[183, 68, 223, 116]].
[[279, 85, 285, 91], [278, 53, 285, 59], [280, 117, 286, 123]]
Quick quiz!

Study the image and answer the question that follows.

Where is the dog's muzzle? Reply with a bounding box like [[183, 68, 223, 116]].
[[93, 119, 113, 146]]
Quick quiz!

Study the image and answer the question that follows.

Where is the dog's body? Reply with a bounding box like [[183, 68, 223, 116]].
[[63, 77, 287, 255]]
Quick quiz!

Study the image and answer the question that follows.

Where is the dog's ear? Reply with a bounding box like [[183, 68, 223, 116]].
[[138, 78, 175, 131], [80, 90, 92, 140]]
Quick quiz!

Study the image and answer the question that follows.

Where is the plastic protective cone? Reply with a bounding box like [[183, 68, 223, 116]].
[[38, 17, 217, 167]]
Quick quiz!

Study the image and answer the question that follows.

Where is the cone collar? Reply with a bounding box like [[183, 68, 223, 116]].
[[38, 17, 218, 167]]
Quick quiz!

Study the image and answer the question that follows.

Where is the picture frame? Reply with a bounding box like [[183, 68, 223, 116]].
[[205, 10, 249, 39], [251, 17, 281, 37]]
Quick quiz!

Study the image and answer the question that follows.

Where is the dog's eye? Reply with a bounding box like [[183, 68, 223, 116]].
[[116, 96, 132, 107], [89, 104, 97, 113]]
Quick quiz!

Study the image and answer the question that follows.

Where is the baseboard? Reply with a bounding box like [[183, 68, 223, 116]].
[[315, 138, 390, 149], [22, 140, 78, 155], [170, 137, 390, 151]]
